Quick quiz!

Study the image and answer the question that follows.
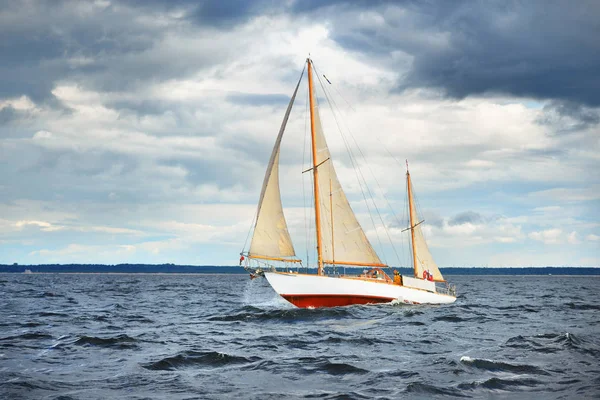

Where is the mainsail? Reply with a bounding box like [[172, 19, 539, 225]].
[[248, 70, 304, 260], [407, 174, 444, 281], [310, 80, 383, 267]]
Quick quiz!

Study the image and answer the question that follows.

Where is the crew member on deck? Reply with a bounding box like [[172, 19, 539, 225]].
[[393, 270, 401, 285]]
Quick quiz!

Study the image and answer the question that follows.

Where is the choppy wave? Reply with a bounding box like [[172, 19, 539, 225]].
[[141, 351, 260, 371], [503, 332, 600, 357], [458, 377, 543, 391], [37, 311, 69, 317], [207, 305, 356, 322], [564, 302, 600, 311], [306, 357, 369, 375], [460, 356, 550, 375], [74, 334, 138, 348], [405, 382, 468, 397], [323, 335, 394, 346], [0, 332, 53, 341]]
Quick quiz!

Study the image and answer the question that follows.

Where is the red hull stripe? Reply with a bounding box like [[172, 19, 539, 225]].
[[281, 294, 395, 308]]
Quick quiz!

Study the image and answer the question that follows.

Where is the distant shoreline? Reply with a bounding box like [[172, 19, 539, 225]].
[[3, 272, 600, 277], [1, 264, 599, 276], [1, 272, 239, 276]]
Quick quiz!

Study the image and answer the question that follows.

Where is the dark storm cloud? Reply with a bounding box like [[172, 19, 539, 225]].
[[0, 1, 155, 104], [226, 93, 289, 107], [121, 0, 278, 27], [186, 0, 272, 27], [449, 211, 483, 226], [4, 0, 599, 110], [323, 1, 600, 107], [108, 99, 174, 116], [0, 0, 247, 107], [536, 101, 600, 134], [0, 106, 17, 125]]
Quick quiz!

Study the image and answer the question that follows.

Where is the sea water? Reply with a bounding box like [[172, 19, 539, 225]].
[[1, 274, 599, 399]]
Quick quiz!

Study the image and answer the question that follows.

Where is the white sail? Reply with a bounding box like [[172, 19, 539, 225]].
[[311, 86, 383, 266], [408, 180, 444, 281], [250, 150, 295, 258], [249, 73, 303, 260]]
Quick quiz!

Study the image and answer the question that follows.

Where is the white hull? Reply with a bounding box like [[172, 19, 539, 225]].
[[264, 271, 456, 308]]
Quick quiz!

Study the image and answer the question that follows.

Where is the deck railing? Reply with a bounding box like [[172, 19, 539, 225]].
[[436, 283, 457, 297]]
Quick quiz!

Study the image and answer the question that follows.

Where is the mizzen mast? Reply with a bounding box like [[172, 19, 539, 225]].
[[406, 162, 419, 278]]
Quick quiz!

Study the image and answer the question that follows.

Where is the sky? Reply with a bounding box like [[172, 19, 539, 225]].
[[0, 0, 599, 267]]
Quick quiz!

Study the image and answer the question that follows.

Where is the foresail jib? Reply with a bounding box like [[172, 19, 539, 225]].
[[249, 67, 305, 260]]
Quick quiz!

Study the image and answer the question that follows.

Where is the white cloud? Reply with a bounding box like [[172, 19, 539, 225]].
[[528, 186, 600, 203], [15, 220, 63, 232], [29, 243, 140, 263], [33, 130, 53, 139], [0, 95, 37, 111], [567, 231, 580, 244], [529, 228, 563, 244], [586, 234, 600, 242]]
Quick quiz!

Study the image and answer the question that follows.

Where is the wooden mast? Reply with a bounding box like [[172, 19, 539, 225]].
[[308, 58, 324, 276], [407, 168, 418, 278]]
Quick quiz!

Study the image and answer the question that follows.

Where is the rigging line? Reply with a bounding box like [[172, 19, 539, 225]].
[[405, 176, 413, 270], [378, 145, 410, 230], [313, 66, 390, 266], [402, 176, 409, 267], [315, 67, 405, 239], [313, 65, 401, 266], [314, 68, 388, 264], [411, 179, 434, 260], [409, 178, 434, 272], [313, 68, 407, 235], [306, 82, 316, 271], [312, 65, 400, 259], [241, 209, 258, 254], [302, 71, 310, 270], [304, 77, 316, 270], [339, 102, 407, 234], [327, 76, 356, 114]]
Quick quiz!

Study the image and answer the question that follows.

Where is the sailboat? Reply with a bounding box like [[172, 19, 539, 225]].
[[241, 58, 456, 308]]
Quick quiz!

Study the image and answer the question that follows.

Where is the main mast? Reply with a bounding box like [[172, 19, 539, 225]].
[[407, 168, 418, 278], [307, 58, 324, 276]]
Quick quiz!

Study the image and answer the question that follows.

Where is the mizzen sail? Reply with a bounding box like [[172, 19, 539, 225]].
[[249, 70, 304, 259], [407, 175, 444, 281]]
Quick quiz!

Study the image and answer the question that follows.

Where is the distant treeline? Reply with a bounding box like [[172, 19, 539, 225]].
[[1, 264, 599, 275]]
